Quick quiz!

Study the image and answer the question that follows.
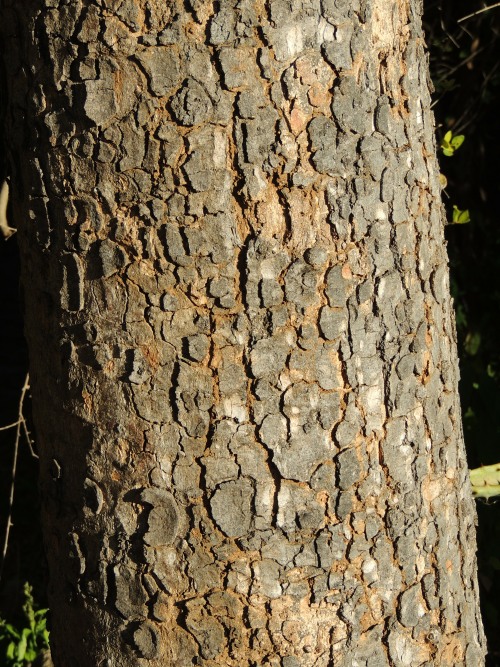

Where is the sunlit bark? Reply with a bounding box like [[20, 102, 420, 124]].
[[1, 0, 485, 664]]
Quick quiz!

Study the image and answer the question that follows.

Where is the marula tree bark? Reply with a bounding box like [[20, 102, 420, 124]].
[[1, 0, 486, 665]]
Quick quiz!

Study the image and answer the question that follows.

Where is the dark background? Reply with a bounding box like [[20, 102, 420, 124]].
[[1, 0, 500, 662]]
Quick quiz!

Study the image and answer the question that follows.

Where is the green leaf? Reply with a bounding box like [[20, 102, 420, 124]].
[[17, 631, 28, 661], [451, 205, 470, 224], [471, 463, 500, 498], [24, 646, 38, 661], [2, 624, 20, 640], [6, 642, 15, 659], [440, 130, 465, 156], [34, 608, 49, 618]]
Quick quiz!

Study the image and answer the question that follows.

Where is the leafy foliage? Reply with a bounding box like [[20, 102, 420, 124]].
[[0, 583, 49, 667], [441, 129, 465, 156]]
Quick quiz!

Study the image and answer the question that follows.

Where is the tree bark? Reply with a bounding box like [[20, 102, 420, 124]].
[[1, 0, 486, 665]]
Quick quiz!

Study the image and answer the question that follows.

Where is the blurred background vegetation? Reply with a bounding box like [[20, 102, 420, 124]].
[[1, 0, 500, 663]]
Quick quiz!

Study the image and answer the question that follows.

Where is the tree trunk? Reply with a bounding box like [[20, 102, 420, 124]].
[[1, 0, 486, 665]]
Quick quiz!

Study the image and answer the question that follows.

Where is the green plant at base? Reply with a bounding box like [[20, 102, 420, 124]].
[[0, 583, 49, 667]]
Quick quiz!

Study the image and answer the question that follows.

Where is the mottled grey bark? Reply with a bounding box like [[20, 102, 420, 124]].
[[1, 0, 486, 665]]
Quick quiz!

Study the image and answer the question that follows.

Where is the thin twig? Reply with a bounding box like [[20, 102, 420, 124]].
[[0, 421, 20, 431], [440, 16, 460, 48], [0, 374, 32, 586], [434, 46, 486, 87], [458, 2, 500, 22], [22, 417, 37, 459]]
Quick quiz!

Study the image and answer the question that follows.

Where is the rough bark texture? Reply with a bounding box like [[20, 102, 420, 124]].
[[1, 0, 486, 665]]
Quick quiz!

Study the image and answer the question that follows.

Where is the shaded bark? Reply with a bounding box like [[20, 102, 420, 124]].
[[1, 0, 485, 665]]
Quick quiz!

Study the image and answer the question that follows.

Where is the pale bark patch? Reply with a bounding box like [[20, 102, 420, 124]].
[[372, 0, 397, 50]]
